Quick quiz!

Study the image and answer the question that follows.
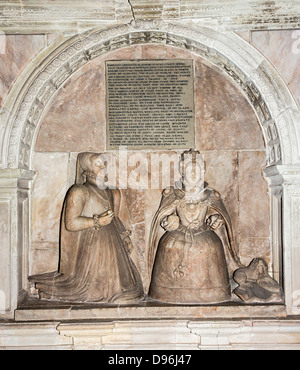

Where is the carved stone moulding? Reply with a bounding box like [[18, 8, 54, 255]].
[[0, 0, 300, 33], [2, 20, 299, 171], [14, 304, 287, 322]]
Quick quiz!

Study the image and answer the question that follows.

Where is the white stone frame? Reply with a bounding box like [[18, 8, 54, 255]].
[[0, 19, 300, 318]]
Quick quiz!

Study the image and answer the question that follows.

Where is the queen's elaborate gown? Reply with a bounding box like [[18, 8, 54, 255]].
[[29, 182, 144, 304], [148, 185, 242, 304]]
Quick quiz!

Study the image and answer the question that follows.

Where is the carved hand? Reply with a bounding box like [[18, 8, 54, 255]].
[[206, 214, 224, 230], [98, 210, 115, 227], [161, 215, 180, 231]]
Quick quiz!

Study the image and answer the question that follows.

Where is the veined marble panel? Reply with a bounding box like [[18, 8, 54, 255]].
[[251, 30, 300, 109], [0, 35, 46, 109]]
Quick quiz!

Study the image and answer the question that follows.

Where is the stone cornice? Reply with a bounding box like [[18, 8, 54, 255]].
[[0, 0, 299, 33]]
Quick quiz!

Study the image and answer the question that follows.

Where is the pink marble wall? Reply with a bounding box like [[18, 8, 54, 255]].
[[0, 35, 46, 109], [251, 30, 300, 108], [30, 153, 70, 275], [31, 44, 270, 287]]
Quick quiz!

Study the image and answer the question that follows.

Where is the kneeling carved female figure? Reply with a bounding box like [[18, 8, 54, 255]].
[[30, 152, 144, 304], [148, 150, 242, 304]]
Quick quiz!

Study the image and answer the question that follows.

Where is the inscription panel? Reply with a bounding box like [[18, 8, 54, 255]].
[[106, 60, 195, 149]]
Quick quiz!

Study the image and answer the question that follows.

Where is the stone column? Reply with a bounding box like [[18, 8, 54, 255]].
[[264, 164, 300, 315], [278, 165, 300, 315], [264, 165, 284, 285], [0, 169, 35, 319]]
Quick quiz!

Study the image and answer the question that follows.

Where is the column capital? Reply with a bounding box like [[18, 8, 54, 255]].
[[264, 165, 300, 188], [0, 169, 35, 190]]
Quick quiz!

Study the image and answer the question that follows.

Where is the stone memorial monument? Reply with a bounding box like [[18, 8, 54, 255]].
[[0, 1, 300, 349]]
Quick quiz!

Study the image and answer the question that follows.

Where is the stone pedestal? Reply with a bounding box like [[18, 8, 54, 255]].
[[1, 320, 300, 350]]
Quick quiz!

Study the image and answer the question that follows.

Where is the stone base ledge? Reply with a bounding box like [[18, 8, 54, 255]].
[[14, 302, 287, 322]]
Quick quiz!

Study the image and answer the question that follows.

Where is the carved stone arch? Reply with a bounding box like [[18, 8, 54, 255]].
[[2, 20, 300, 170], [1, 20, 300, 317]]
